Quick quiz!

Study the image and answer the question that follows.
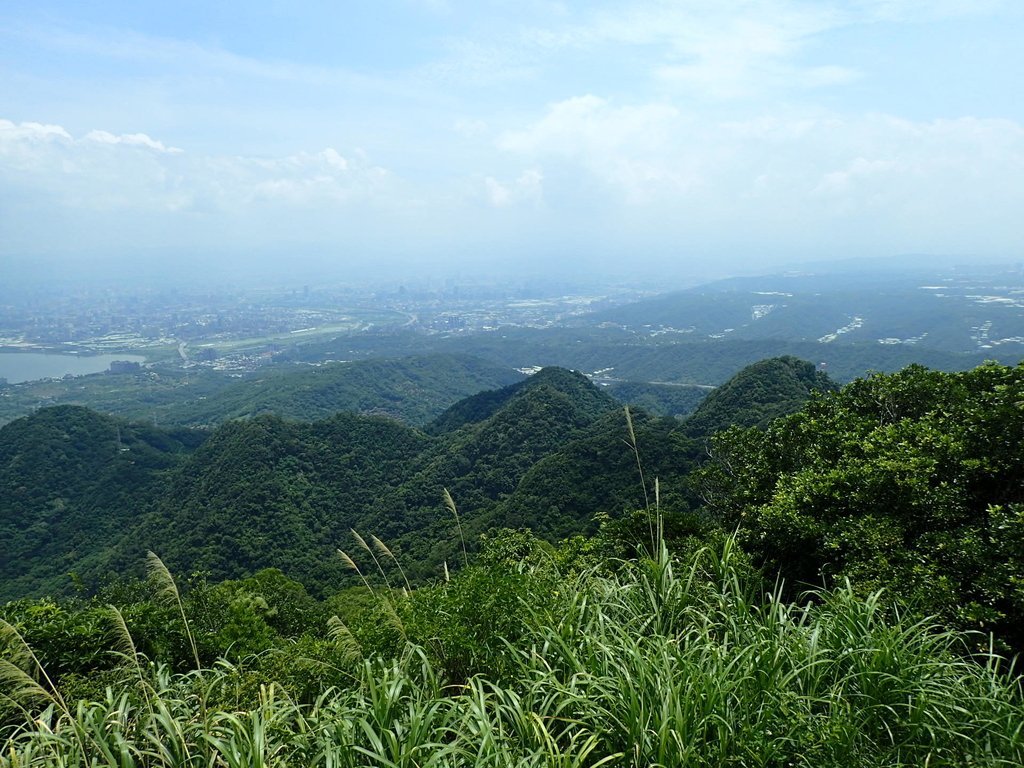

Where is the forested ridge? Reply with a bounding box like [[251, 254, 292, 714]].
[[0, 354, 526, 429], [3, 357, 1024, 766], [0, 360, 831, 599]]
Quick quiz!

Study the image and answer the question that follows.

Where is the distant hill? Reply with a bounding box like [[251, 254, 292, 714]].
[[0, 354, 523, 430], [602, 381, 709, 419], [150, 354, 524, 427], [681, 356, 837, 437], [586, 270, 1024, 357], [428, 366, 617, 434], [286, 324, 1006, 387]]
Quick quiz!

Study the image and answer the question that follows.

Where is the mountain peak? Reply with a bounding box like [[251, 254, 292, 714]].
[[428, 366, 616, 434], [682, 356, 836, 437]]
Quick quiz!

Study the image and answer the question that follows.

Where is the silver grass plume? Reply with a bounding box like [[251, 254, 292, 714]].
[[326, 616, 363, 663], [107, 604, 149, 698], [146, 551, 200, 670], [338, 549, 375, 595], [624, 406, 655, 554], [443, 488, 469, 569], [352, 529, 392, 591], [371, 533, 411, 594]]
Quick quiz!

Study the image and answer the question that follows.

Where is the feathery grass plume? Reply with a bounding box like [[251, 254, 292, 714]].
[[352, 529, 392, 591], [0, 658, 54, 710], [381, 595, 407, 642], [624, 405, 656, 555], [443, 487, 469, 569], [654, 476, 663, 547], [371, 533, 411, 594], [106, 604, 149, 700], [338, 549, 375, 596], [0, 618, 66, 713], [326, 616, 363, 663], [0, 618, 87, 759], [443, 560, 450, 583], [146, 551, 201, 670]]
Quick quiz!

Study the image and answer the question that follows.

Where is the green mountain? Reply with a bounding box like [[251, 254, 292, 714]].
[[491, 408, 690, 538], [681, 356, 837, 437], [428, 366, 618, 434], [0, 358, 863, 600], [0, 354, 523, 429], [366, 368, 622, 576], [0, 368, 621, 598], [157, 354, 523, 427], [487, 358, 835, 542], [123, 413, 433, 592], [0, 406, 202, 598]]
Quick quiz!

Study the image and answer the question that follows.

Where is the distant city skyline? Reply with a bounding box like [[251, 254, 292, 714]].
[[2, 0, 1022, 285]]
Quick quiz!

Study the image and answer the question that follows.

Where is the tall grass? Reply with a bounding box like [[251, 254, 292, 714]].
[[3, 540, 1023, 767]]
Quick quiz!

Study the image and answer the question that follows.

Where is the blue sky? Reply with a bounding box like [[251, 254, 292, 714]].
[[1, 0, 1022, 284]]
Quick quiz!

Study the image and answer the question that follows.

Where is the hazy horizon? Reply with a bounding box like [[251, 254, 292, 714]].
[[2, 1, 1022, 287]]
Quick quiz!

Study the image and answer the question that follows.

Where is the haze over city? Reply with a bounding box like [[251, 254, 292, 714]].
[[2, 0, 1022, 286]]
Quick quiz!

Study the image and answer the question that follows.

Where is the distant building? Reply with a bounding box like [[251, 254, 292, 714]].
[[108, 360, 142, 374]]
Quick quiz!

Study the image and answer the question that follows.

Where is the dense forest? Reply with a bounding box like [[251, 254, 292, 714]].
[[0, 359, 830, 599], [3, 357, 1024, 765]]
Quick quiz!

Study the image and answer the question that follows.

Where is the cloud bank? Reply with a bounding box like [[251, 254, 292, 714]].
[[1, 0, 1022, 282]]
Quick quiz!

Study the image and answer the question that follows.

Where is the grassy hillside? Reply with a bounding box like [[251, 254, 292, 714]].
[[3, 541, 1022, 767], [6, 359, 1024, 766]]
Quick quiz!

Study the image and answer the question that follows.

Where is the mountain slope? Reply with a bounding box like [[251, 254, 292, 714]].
[[0, 360, 840, 599], [681, 356, 837, 437], [367, 368, 623, 576], [427, 366, 616, 434], [0, 367, 624, 597], [0, 407, 202, 600], [159, 354, 523, 427], [121, 413, 432, 594]]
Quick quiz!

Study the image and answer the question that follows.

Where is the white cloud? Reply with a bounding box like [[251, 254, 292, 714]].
[[0, 118, 392, 214], [84, 129, 182, 153], [812, 157, 898, 195], [0, 119, 72, 142], [497, 96, 694, 202], [495, 98, 1024, 253], [484, 168, 543, 207], [320, 148, 349, 171]]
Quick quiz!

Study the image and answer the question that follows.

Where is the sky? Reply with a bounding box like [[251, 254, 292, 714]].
[[1, 0, 1022, 286]]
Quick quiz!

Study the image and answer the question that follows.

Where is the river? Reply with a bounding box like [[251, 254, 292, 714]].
[[0, 351, 147, 384]]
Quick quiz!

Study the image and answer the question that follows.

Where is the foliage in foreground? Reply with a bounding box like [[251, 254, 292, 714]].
[[3, 541, 1023, 767], [696, 361, 1024, 652]]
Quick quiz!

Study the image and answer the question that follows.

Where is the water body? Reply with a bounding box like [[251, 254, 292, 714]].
[[0, 352, 146, 384]]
